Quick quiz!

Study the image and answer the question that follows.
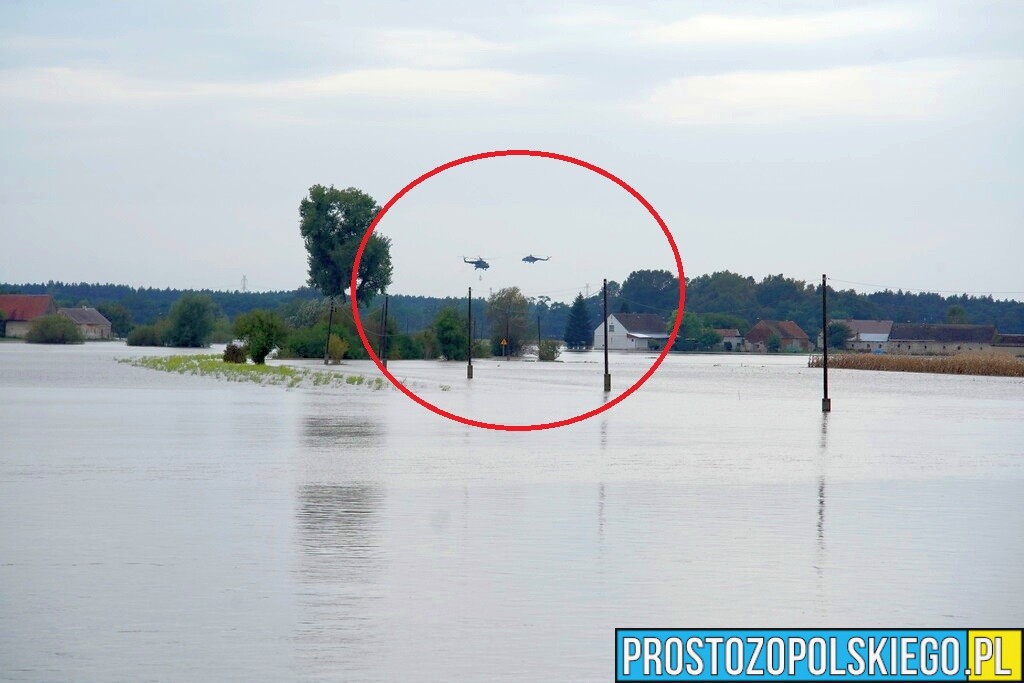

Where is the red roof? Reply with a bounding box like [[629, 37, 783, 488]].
[[745, 320, 810, 344], [0, 294, 56, 321]]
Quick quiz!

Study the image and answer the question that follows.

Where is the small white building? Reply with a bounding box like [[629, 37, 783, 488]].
[[818, 319, 893, 352], [593, 313, 669, 351], [713, 328, 744, 351]]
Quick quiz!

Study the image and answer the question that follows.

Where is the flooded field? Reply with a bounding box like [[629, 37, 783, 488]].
[[1, 342, 1022, 681]]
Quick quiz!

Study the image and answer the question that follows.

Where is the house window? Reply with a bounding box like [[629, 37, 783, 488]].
[[609, 324, 615, 332]]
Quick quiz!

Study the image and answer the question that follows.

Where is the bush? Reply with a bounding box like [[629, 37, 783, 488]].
[[390, 333, 422, 360], [233, 310, 290, 364], [433, 307, 467, 361], [209, 316, 234, 344], [472, 339, 491, 358], [538, 339, 562, 361], [126, 324, 165, 347], [327, 333, 348, 363], [25, 314, 84, 344], [280, 325, 327, 359], [223, 342, 248, 363]]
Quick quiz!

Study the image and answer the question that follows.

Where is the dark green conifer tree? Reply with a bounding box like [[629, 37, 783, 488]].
[[563, 293, 593, 350]]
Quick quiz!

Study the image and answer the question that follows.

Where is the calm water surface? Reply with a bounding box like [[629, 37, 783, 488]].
[[1, 342, 1022, 681]]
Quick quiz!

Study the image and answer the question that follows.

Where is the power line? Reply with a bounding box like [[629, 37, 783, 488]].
[[827, 277, 1024, 297]]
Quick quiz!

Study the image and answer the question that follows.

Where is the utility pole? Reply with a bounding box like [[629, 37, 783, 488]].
[[822, 274, 831, 412], [467, 286, 473, 379], [505, 318, 510, 360], [323, 296, 335, 365], [381, 294, 389, 370], [603, 278, 611, 392], [537, 315, 541, 359]]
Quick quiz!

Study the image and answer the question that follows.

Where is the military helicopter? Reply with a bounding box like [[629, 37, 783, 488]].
[[463, 256, 491, 270], [521, 254, 551, 264]]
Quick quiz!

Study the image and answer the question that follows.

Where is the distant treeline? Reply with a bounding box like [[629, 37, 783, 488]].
[[4, 271, 1023, 336], [2, 282, 322, 325], [685, 272, 1024, 335]]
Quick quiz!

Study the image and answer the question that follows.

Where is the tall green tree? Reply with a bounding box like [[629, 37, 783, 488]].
[[165, 294, 218, 347], [826, 321, 853, 349], [433, 307, 468, 360], [234, 310, 290, 364], [620, 269, 679, 315], [97, 302, 133, 337], [298, 185, 393, 305], [563, 293, 593, 350], [487, 287, 529, 356]]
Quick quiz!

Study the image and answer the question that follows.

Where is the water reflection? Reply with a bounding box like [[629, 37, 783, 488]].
[[817, 413, 830, 550], [302, 414, 382, 446], [294, 484, 386, 678], [815, 414, 830, 618]]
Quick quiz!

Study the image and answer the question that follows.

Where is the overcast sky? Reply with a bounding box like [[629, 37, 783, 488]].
[[2, 1, 1022, 302]]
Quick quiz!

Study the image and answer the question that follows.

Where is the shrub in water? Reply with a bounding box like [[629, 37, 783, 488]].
[[25, 314, 84, 344], [327, 333, 348, 363], [223, 342, 248, 363], [233, 310, 289, 364], [538, 339, 562, 361], [126, 324, 165, 347]]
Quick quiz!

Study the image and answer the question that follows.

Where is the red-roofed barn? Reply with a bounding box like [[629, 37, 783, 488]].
[[0, 294, 57, 338], [744, 320, 811, 352]]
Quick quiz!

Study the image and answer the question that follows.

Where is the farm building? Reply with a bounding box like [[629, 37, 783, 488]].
[[593, 313, 669, 351], [819, 319, 894, 352], [744, 320, 811, 352], [59, 306, 113, 340], [886, 324, 996, 355], [0, 294, 58, 338]]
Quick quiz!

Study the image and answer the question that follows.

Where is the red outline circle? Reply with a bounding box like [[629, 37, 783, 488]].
[[351, 149, 685, 431]]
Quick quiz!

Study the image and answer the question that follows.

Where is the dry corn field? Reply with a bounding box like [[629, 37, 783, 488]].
[[808, 351, 1024, 377]]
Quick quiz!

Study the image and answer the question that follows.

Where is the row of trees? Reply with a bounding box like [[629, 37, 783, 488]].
[[9, 271, 1020, 343]]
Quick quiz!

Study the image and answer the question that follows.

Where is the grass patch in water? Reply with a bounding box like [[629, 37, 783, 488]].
[[808, 351, 1024, 377], [118, 355, 405, 390]]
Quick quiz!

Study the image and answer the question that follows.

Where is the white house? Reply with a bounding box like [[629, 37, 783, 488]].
[[818, 319, 893, 352], [593, 313, 669, 351]]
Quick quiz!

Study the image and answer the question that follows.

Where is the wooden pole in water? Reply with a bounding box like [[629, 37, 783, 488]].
[[822, 274, 831, 412], [467, 287, 473, 379], [381, 294, 389, 370], [537, 315, 541, 359], [603, 278, 611, 392], [323, 295, 335, 365]]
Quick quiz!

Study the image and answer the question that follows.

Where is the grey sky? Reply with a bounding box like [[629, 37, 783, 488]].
[[2, 1, 1022, 301]]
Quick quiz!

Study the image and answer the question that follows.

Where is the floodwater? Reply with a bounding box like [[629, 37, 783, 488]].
[[1, 342, 1022, 681]]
